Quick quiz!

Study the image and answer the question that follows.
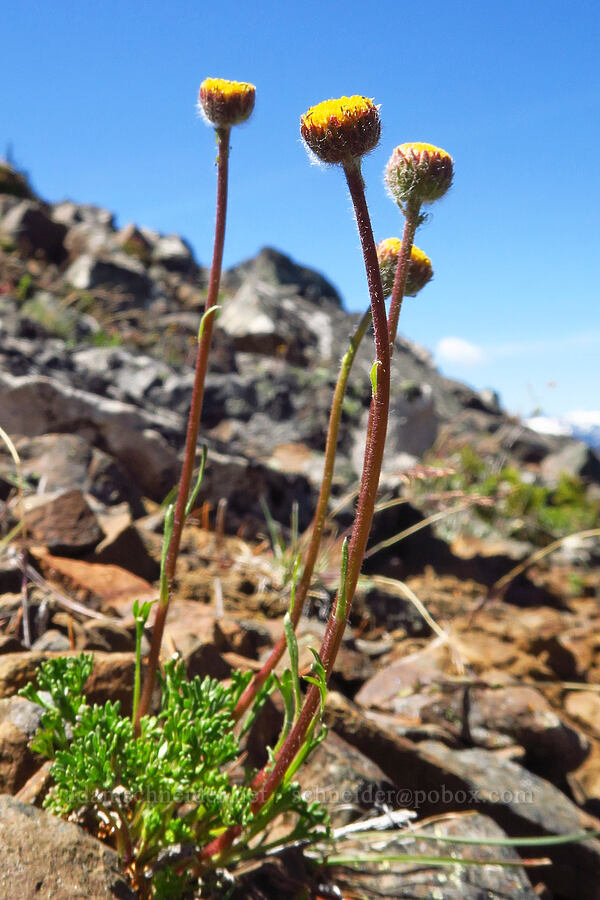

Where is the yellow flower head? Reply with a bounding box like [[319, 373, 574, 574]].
[[300, 96, 381, 165], [198, 78, 256, 128], [385, 142, 453, 206], [377, 238, 433, 297]]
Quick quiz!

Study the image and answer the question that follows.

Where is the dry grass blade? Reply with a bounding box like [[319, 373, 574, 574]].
[[364, 498, 487, 559], [490, 527, 600, 598], [362, 573, 465, 674], [0, 425, 26, 540]]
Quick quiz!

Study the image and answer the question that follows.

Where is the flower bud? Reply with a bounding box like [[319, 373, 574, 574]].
[[300, 96, 381, 165], [198, 78, 256, 128], [384, 143, 453, 205], [377, 238, 433, 297]]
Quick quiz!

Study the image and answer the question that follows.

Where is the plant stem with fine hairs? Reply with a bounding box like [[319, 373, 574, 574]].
[[386, 198, 421, 350], [233, 305, 372, 721], [135, 127, 231, 731], [198, 156, 391, 866]]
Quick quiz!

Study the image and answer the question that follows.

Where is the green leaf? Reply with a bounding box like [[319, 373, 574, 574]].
[[370, 359, 380, 397], [283, 612, 302, 718], [184, 444, 208, 517]]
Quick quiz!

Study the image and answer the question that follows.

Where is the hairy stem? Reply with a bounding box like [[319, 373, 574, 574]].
[[198, 156, 391, 865], [233, 306, 372, 720], [135, 127, 231, 730], [386, 198, 421, 351]]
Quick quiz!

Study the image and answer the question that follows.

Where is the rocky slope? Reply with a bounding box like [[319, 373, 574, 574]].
[[1, 162, 600, 899]]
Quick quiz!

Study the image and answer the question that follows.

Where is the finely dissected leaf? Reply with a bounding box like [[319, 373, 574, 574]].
[[19, 654, 94, 757], [23, 654, 268, 897]]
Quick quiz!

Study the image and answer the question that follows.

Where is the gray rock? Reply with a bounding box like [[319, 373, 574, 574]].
[[218, 278, 322, 364], [541, 440, 600, 485], [30, 629, 72, 652], [51, 200, 115, 229], [12, 433, 144, 514], [18, 433, 91, 492], [445, 379, 503, 416], [64, 252, 152, 301], [115, 222, 153, 258], [352, 381, 439, 476], [151, 233, 195, 272], [495, 422, 564, 462], [148, 370, 195, 417], [193, 447, 315, 537], [330, 812, 538, 899], [0, 373, 180, 500], [223, 246, 343, 306], [299, 730, 396, 827], [417, 742, 600, 900], [420, 684, 589, 778], [0, 795, 136, 899], [326, 693, 600, 900], [0, 194, 19, 220], [63, 220, 117, 258], [73, 346, 170, 405], [1, 200, 66, 262], [0, 697, 44, 793]]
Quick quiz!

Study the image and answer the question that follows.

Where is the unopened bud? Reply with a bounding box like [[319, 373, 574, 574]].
[[385, 142, 453, 206], [377, 238, 433, 297]]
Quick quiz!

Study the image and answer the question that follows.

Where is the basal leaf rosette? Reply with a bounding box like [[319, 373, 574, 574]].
[[199, 77, 256, 128], [300, 96, 381, 165], [385, 142, 453, 205], [377, 237, 433, 297]]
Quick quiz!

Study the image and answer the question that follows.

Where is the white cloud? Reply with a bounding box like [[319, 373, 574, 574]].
[[436, 336, 486, 366], [435, 332, 600, 369]]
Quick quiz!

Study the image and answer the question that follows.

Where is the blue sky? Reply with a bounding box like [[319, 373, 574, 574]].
[[3, 0, 599, 419]]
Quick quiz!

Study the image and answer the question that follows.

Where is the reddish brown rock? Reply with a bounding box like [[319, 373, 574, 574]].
[[0, 796, 135, 899], [23, 489, 104, 554], [32, 550, 155, 614]]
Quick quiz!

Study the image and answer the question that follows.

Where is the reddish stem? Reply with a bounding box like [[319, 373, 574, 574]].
[[233, 307, 372, 721], [386, 198, 421, 352], [199, 156, 391, 865], [135, 127, 231, 731]]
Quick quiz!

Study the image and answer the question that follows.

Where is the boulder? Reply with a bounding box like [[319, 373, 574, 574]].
[[223, 246, 342, 306], [192, 447, 315, 537], [72, 346, 170, 405], [63, 220, 117, 258], [326, 692, 600, 900], [541, 441, 600, 485], [331, 813, 539, 900], [0, 696, 44, 793], [0, 795, 136, 899], [115, 222, 153, 263], [0, 163, 35, 199], [50, 200, 114, 229], [1, 200, 66, 262], [15, 433, 144, 514], [151, 234, 195, 272], [64, 252, 152, 301], [0, 373, 181, 500], [21, 488, 105, 554]]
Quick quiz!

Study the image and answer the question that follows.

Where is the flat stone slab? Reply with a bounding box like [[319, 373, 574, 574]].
[[0, 795, 135, 899]]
